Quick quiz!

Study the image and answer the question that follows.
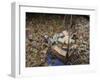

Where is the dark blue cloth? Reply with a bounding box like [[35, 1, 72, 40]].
[[47, 52, 64, 66]]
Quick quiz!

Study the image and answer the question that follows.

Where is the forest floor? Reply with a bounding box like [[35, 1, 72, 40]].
[[26, 13, 89, 67]]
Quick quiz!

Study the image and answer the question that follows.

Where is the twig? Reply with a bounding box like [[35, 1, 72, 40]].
[[65, 15, 73, 64]]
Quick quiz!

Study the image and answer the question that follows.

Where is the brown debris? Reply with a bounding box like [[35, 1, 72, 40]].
[[26, 13, 89, 67]]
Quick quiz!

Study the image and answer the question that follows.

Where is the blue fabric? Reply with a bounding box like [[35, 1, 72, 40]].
[[47, 52, 64, 66]]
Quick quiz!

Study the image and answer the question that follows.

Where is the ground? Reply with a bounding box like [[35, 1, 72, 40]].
[[26, 13, 89, 67]]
